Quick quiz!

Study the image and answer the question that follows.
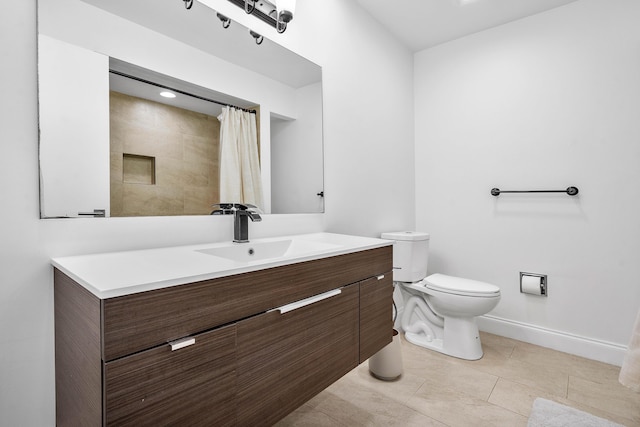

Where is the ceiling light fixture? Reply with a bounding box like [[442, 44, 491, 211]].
[[160, 91, 177, 98], [244, 0, 256, 14], [274, 0, 295, 33], [182, 1, 296, 36], [249, 29, 264, 45], [215, 0, 296, 34], [217, 12, 231, 28]]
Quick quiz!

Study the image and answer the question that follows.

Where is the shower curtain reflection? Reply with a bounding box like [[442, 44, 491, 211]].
[[218, 106, 264, 209]]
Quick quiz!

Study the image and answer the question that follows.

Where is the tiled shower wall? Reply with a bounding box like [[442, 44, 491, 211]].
[[109, 91, 220, 217]]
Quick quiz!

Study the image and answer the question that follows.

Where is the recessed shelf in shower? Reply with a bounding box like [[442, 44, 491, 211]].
[[123, 153, 156, 185]]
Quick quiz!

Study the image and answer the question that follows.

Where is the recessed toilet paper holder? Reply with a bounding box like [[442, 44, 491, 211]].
[[520, 272, 547, 297]]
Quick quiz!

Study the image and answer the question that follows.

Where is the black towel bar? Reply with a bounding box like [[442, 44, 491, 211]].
[[491, 187, 579, 196]]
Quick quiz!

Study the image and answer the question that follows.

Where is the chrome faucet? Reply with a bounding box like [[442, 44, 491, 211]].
[[211, 203, 262, 243]]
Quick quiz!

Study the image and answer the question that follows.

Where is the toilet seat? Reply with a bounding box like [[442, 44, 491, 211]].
[[414, 273, 500, 297]]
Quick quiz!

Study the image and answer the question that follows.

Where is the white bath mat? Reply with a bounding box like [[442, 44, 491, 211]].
[[527, 398, 624, 427]]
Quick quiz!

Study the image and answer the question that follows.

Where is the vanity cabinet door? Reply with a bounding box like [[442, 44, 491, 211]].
[[103, 324, 236, 427], [359, 273, 393, 363], [235, 284, 359, 426]]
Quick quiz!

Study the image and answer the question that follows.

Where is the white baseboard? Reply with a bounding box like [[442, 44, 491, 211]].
[[477, 315, 627, 367]]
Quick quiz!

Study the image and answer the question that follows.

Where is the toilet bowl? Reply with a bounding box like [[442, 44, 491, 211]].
[[401, 274, 500, 360], [381, 231, 501, 361]]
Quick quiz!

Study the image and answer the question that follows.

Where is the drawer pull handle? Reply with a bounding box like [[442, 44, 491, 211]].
[[274, 289, 342, 314], [377, 275, 385, 280], [169, 337, 195, 351]]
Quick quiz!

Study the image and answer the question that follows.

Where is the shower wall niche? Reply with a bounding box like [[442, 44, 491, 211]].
[[109, 91, 221, 217]]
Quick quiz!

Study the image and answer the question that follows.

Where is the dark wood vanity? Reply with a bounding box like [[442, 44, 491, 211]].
[[55, 245, 392, 426]]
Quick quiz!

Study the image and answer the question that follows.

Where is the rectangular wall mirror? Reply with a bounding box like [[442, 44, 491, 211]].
[[38, 0, 324, 218]]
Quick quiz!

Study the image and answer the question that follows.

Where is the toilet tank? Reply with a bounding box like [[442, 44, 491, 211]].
[[380, 231, 430, 282]]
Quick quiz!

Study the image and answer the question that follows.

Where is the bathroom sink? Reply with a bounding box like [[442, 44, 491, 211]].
[[196, 238, 342, 263]]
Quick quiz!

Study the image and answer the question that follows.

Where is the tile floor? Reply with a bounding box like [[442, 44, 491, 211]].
[[277, 332, 640, 426]]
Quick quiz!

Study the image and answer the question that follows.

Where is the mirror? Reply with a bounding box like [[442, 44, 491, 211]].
[[38, 0, 324, 217]]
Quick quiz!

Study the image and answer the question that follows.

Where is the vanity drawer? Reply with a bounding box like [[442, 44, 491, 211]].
[[235, 283, 359, 426], [103, 324, 236, 427], [101, 246, 391, 361]]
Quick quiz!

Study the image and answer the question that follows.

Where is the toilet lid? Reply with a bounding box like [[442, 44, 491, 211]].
[[425, 273, 500, 297]]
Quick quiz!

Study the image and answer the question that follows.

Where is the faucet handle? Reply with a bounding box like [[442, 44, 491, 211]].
[[234, 203, 263, 221], [241, 203, 263, 213], [210, 202, 262, 215], [210, 203, 236, 215]]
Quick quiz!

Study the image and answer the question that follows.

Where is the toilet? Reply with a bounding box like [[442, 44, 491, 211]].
[[382, 231, 501, 360]]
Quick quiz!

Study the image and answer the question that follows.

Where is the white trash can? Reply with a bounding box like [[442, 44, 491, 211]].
[[368, 329, 403, 381]]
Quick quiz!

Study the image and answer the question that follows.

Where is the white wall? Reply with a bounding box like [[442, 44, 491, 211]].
[[415, 0, 640, 365], [0, 0, 414, 425], [271, 82, 324, 214], [38, 35, 110, 218]]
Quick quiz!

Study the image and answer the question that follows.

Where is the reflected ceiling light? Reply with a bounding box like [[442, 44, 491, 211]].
[[217, 13, 231, 28], [160, 91, 177, 98]]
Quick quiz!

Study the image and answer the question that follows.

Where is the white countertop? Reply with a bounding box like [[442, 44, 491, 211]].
[[51, 232, 393, 299]]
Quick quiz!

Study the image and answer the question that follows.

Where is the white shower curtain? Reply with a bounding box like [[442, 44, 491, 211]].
[[218, 106, 264, 208]]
